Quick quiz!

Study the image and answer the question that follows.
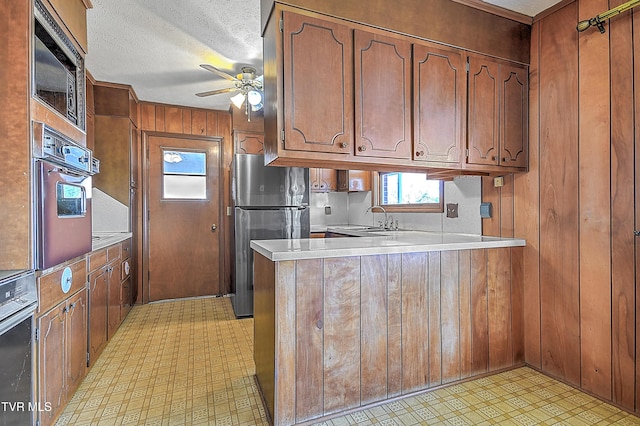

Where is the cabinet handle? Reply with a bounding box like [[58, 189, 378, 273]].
[[415, 150, 424, 157], [634, 231, 640, 236], [339, 142, 348, 149], [358, 145, 367, 152], [502, 157, 508, 162], [492, 156, 497, 161]]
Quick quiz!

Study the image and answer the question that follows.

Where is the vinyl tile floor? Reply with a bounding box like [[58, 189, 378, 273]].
[[57, 297, 640, 426]]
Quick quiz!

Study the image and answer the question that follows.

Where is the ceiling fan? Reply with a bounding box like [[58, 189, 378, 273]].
[[196, 64, 264, 120]]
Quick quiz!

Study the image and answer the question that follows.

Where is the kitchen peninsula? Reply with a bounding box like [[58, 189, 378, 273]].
[[251, 231, 526, 425]]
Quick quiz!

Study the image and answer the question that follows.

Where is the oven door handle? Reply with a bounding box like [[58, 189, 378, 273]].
[[0, 304, 37, 337], [81, 186, 87, 216]]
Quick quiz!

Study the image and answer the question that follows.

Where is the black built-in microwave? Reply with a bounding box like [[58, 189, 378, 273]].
[[33, 0, 85, 130]]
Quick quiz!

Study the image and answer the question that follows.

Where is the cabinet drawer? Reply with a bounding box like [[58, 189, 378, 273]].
[[88, 249, 107, 272], [107, 244, 121, 262], [38, 258, 87, 314], [121, 258, 131, 281], [121, 239, 132, 260]]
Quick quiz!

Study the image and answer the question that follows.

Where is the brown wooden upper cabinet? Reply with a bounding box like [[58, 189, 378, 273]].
[[467, 54, 528, 168], [235, 131, 264, 154], [93, 83, 139, 208], [264, 6, 528, 174], [282, 11, 353, 154], [354, 31, 412, 159], [310, 168, 338, 192], [413, 42, 466, 164], [338, 170, 371, 192]]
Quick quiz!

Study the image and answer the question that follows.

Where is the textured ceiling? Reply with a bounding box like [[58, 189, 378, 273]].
[[482, 0, 561, 17], [85, 0, 561, 112]]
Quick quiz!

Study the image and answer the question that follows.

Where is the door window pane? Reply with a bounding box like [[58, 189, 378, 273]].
[[162, 150, 207, 199]]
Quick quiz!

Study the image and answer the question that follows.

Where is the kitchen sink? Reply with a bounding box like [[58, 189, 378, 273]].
[[332, 225, 384, 231]]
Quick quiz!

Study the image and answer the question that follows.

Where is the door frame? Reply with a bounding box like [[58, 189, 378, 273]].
[[141, 131, 224, 303]]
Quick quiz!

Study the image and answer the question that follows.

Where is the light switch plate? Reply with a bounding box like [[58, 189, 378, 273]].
[[324, 206, 331, 215], [494, 176, 504, 187]]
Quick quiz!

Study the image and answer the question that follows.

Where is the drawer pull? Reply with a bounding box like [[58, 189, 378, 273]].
[[60, 267, 73, 294]]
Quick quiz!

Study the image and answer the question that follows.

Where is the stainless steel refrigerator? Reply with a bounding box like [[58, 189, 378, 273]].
[[232, 154, 309, 318]]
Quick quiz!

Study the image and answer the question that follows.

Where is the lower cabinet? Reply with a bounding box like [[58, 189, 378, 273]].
[[107, 260, 122, 339], [36, 238, 134, 425], [88, 265, 108, 364], [36, 257, 88, 426], [87, 239, 133, 366], [120, 256, 132, 321]]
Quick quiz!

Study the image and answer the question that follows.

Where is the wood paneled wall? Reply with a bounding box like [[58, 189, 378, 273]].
[[138, 103, 233, 296], [484, 0, 640, 413], [0, 1, 31, 270], [255, 248, 524, 425]]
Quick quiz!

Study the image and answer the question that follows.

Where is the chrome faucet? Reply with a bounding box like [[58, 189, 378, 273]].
[[366, 205, 388, 229]]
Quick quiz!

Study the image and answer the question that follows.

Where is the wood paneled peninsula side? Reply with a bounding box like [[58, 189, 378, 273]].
[[251, 232, 525, 425]]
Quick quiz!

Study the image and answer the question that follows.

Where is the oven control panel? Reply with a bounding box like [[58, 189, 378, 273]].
[[0, 271, 37, 321], [32, 121, 96, 175]]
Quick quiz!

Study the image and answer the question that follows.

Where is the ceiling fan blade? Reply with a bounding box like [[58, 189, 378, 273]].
[[195, 87, 238, 97], [200, 64, 237, 81]]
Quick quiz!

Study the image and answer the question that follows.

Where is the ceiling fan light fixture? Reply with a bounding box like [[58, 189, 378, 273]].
[[230, 92, 245, 109], [247, 89, 263, 107]]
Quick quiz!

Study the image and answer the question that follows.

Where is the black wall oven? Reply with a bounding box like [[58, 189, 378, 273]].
[[0, 270, 37, 426], [32, 122, 98, 270]]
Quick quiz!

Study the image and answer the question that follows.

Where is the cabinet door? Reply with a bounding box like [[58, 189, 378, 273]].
[[120, 277, 132, 321], [283, 11, 353, 154], [108, 261, 122, 339], [500, 62, 528, 168], [235, 131, 264, 154], [310, 168, 337, 192], [355, 30, 412, 159], [320, 169, 338, 191], [413, 42, 465, 164], [66, 289, 87, 398], [38, 303, 66, 426], [467, 55, 500, 165], [88, 268, 108, 365], [338, 170, 371, 192], [93, 116, 132, 205], [310, 168, 320, 191]]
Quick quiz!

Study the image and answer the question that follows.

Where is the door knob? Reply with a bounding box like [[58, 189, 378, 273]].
[[211, 224, 217, 232]]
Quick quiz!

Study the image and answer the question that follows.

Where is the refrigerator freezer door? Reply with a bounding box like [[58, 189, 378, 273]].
[[233, 154, 309, 207], [232, 207, 310, 318]]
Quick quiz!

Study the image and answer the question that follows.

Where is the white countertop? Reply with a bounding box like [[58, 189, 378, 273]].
[[251, 229, 526, 261], [92, 232, 132, 251]]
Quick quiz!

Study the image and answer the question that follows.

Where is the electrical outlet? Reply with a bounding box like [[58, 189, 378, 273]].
[[324, 206, 331, 215], [446, 203, 458, 218], [494, 176, 504, 187], [480, 202, 492, 218]]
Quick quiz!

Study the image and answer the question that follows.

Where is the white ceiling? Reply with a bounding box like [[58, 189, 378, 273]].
[[85, 0, 561, 112]]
